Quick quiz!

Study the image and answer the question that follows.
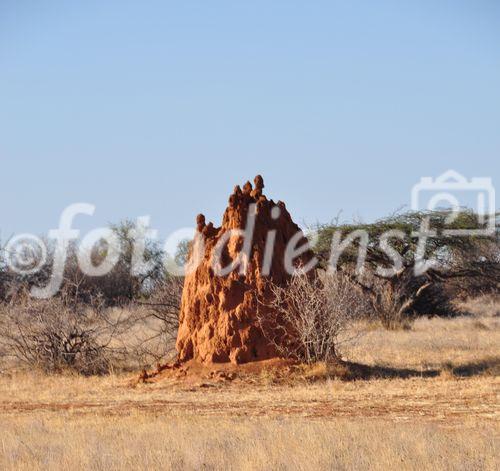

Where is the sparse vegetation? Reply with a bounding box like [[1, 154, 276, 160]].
[[0, 288, 133, 375], [0, 308, 498, 470], [0, 220, 165, 306], [0, 213, 498, 470], [1, 212, 499, 372], [313, 210, 499, 328], [0, 221, 183, 374], [259, 272, 367, 363], [131, 276, 184, 364]]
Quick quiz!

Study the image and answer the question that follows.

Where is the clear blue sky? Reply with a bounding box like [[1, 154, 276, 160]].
[[1, 1, 499, 240]]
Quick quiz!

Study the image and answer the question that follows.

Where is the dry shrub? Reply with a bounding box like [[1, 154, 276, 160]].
[[260, 272, 367, 364], [131, 276, 183, 364], [0, 289, 133, 375], [349, 268, 464, 330], [366, 276, 417, 330], [0, 275, 184, 374]]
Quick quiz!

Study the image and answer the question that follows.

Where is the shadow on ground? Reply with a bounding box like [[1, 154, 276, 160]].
[[337, 357, 500, 381]]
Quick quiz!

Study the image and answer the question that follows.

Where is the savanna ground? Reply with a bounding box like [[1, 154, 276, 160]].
[[0, 297, 498, 470]]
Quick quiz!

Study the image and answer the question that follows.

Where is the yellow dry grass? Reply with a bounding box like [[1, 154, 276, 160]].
[[1, 415, 497, 471], [0, 296, 499, 470]]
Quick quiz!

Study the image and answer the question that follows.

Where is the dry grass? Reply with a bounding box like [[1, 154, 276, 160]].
[[1, 415, 497, 471], [345, 313, 499, 374], [0, 296, 499, 470], [461, 294, 500, 318]]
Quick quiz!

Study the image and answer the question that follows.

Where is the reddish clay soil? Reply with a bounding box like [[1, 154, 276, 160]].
[[0, 373, 497, 425]]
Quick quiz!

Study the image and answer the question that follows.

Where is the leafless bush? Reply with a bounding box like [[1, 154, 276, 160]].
[[131, 276, 183, 364], [346, 268, 465, 330], [259, 272, 367, 364], [356, 272, 427, 330], [0, 289, 134, 375]]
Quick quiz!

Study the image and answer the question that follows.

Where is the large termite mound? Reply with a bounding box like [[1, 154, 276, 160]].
[[176, 175, 312, 364]]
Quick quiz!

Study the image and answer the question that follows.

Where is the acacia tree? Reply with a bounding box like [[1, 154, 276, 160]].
[[313, 210, 499, 328]]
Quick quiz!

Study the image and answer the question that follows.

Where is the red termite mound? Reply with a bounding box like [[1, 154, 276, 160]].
[[176, 175, 312, 364]]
